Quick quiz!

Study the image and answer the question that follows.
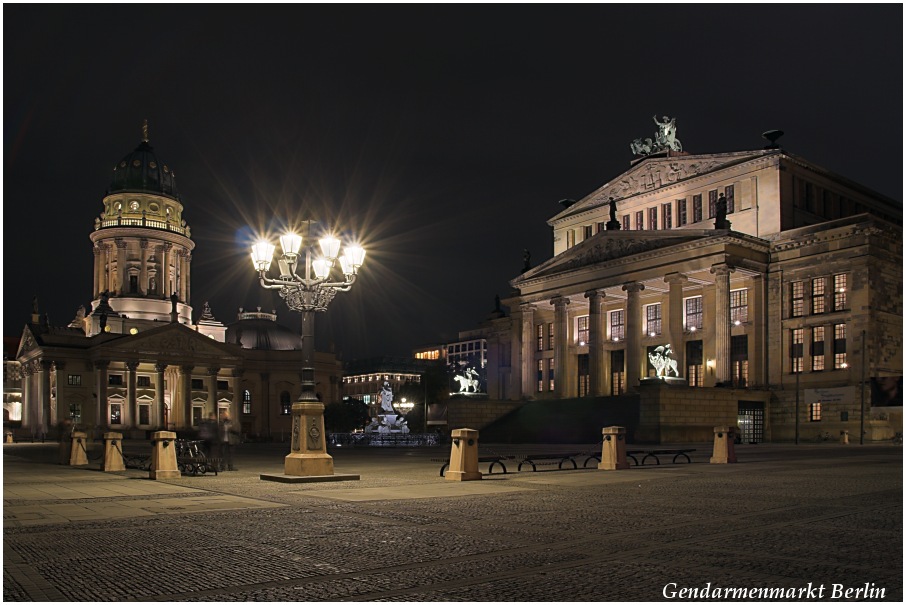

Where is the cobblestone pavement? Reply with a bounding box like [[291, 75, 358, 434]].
[[3, 441, 902, 601]]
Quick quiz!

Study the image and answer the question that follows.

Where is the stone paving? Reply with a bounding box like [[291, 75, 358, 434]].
[[2, 440, 902, 601]]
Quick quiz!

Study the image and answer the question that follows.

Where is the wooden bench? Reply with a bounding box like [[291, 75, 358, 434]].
[[626, 449, 696, 466], [436, 456, 509, 477]]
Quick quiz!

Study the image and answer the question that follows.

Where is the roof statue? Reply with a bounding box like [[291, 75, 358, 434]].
[[142, 119, 149, 143], [631, 115, 683, 156]]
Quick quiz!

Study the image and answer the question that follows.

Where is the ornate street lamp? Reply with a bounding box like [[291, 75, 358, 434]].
[[251, 225, 365, 477]]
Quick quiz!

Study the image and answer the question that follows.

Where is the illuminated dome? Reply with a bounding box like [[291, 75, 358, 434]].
[[108, 121, 179, 200], [224, 309, 302, 351]]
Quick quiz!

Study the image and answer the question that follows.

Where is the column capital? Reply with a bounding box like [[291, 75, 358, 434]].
[[40, 359, 54, 371], [710, 263, 734, 277], [155, 362, 168, 373], [519, 302, 536, 312], [93, 245, 102, 256], [126, 361, 140, 371], [94, 359, 110, 370], [140, 238, 149, 249], [550, 295, 571, 309], [233, 367, 245, 378], [622, 282, 645, 294], [207, 366, 221, 376], [664, 272, 688, 285], [584, 288, 606, 300], [53, 360, 66, 371], [179, 364, 195, 374], [115, 238, 128, 249]]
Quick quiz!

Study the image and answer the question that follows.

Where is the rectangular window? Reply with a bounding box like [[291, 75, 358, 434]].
[[566, 230, 576, 249], [547, 322, 555, 350], [645, 303, 662, 336], [812, 326, 825, 371], [191, 378, 204, 389], [536, 324, 544, 352], [577, 354, 589, 397], [692, 194, 703, 223], [109, 403, 122, 425], [583, 225, 593, 239], [611, 350, 625, 395], [809, 402, 822, 422], [662, 202, 672, 229], [635, 210, 644, 230], [686, 340, 703, 387], [805, 182, 815, 213], [217, 380, 229, 390], [730, 289, 748, 324], [67, 374, 82, 386], [597, 222, 606, 234], [622, 215, 630, 231], [791, 328, 804, 373], [833, 274, 847, 311], [648, 207, 658, 230], [610, 310, 625, 341], [242, 402, 251, 414], [811, 277, 826, 314], [537, 359, 544, 393], [108, 374, 123, 386], [834, 323, 847, 369], [685, 296, 703, 331], [548, 358, 555, 391], [725, 184, 735, 213], [192, 406, 203, 426], [576, 316, 589, 345], [708, 189, 718, 218], [137, 376, 151, 387], [677, 198, 687, 226], [731, 335, 748, 387], [138, 404, 150, 425], [791, 281, 805, 317]]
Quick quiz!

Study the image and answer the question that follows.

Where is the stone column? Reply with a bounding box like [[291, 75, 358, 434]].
[[519, 303, 535, 398], [95, 360, 110, 431], [665, 273, 688, 376], [115, 239, 127, 296], [585, 289, 606, 396], [104, 244, 114, 293], [179, 365, 194, 429], [749, 274, 765, 387], [139, 239, 149, 295], [185, 253, 192, 305], [93, 245, 102, 297], [162, 243, 172, 298], [622, 282, 645, 391], [207, 366, 220, 417], [51, 361, 65, 428], [711, 263, 733, 384], [261, 372, 271, 438], [155, 362, 167, 429], [126, 361, 139, 430], [551, 296, 571, 398], [21, 363, 33, 430], [154, 245, 165, 296], [231, 368, 244, 422], [37, 359, 53, 438]]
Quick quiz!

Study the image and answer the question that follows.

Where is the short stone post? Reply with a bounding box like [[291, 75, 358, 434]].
[[69, 431, 89, 466], [5, 431, 14, 443], [598, 426, 629, 470], [445, 428, 481, 481], [102, 432, 126, 472], [840, 430, 849, 445], [149, 431, 180, 479], [709, 425, 737, 464]]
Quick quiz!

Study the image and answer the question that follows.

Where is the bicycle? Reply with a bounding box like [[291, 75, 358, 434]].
[[814, 431, 834, 442], [893, 432, 903, 445]]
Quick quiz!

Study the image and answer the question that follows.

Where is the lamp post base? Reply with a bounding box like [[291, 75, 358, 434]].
[[284, 452, 334, 476], [283, 400, 336, 477]]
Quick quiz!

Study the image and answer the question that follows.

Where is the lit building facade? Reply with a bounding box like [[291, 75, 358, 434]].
[[478, 138, 902, 442], [10, 126, 342, 440], [341, 357, 430, 416]]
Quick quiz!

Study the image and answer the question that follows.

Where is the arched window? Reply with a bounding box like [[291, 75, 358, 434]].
[[242, 389, 252, 414], [280, 391, 292, 415]]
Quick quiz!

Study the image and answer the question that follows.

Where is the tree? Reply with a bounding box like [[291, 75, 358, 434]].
[[323, 397, 370, 433]]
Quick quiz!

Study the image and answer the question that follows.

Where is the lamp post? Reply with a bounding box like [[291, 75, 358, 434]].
[[251, 225, 365, 476]]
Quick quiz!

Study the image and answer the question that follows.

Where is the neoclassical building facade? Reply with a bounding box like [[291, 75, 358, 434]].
[[479, 141, 902, 442], [11, 126, 342, 440]]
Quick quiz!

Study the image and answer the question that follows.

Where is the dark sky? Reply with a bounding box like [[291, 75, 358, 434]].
[[4, 4, 902, 360]]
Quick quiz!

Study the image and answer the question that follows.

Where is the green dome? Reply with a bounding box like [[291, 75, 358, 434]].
[[109, 128, 179, 200]]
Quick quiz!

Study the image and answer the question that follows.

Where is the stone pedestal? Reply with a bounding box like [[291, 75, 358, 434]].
[[102, 432, 126, 472], [284, 402, 335, 477], [69, 431, 89, 466], [709, 425, 737, 464], [445, 428, 482, 481], [598, 426, 629, 470], [150, 431, 180, 479], [5, 431, 14, 444], [840, 430, 849, 445]]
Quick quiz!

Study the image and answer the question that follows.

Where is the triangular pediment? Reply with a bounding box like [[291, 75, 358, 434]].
[[514, 229, 715, 285], [92, 323, 242, 363], [551, 150, 767, 222], [16, 325, 40, 358]]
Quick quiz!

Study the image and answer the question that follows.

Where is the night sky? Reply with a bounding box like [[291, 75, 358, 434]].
[[4, 4, 902, 360]]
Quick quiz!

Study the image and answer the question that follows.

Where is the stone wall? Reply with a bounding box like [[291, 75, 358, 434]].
[[445, 398, 525, 433]]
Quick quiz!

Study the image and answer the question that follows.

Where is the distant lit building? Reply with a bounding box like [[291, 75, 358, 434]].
[[472, 129, 901, 442], [10, 125, 341, 440], [341, 357, 433, 416]]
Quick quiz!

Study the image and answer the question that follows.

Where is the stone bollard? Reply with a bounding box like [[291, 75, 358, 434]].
[[102, 432, 126, 472], [445, 428, 482, 481], [5, 431, 13, 444], [710, 426, 737, 464], [840, 430, 849, 445], [598, 426, 629, 470], [149, 431, 180, 479], [69, 431, 89, 466]]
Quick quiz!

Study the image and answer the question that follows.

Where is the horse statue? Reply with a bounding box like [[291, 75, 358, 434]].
[[648, 344, 679, 378], [454, 373, 479, 393]]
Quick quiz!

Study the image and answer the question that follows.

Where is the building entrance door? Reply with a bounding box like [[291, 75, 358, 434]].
[[737, 401, 764, 444]]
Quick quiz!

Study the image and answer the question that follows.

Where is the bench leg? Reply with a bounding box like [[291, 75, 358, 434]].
[[559, 458, 578, 470], [628, 455, 639, 466], [439, 463, 448, 477], [673, 453, 691, 464]]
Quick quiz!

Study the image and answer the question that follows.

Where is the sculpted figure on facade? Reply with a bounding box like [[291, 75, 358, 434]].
[[648, 344, 679, 378], [630, 115, 683, 156]]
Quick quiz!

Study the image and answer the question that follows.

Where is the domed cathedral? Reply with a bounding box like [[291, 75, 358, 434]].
[[87, 119, 194, 333], [10, 123, 342, 441]]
